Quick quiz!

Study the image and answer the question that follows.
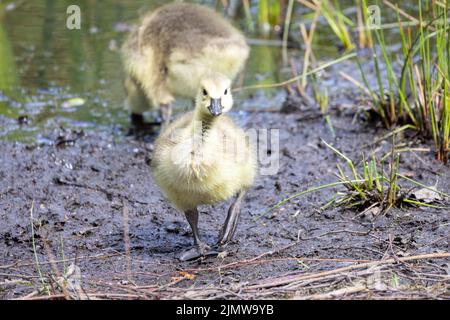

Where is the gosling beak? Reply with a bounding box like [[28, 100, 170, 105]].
[[208, 98, 222, 117]]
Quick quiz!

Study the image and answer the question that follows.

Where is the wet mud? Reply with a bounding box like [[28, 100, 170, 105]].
[[1, 107, 449, 299]]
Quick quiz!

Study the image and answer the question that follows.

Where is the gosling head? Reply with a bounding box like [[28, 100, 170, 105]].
[[196, 72, 233, 118]]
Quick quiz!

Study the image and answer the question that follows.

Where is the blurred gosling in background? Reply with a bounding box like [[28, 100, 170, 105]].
[[121, 3, 249, 129]]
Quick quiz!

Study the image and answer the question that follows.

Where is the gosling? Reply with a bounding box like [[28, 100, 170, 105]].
[[121, 3, 250, 128], [151, 72, 256, 261]]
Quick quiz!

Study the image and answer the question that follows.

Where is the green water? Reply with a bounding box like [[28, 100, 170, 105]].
[[0, 0, 406, 143], [0, 0, 290, 142]]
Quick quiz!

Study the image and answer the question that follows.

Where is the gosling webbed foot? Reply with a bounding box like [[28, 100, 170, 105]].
[[180, 208, 217, 261], [128, 113, 161, 137], [131, 113, 145, 127], [131, 113, 162, 127], [178, 242, 220, 261], [178, 246, 203, 261]]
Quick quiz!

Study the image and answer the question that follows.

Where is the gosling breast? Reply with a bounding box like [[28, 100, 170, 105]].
[[151, 113, 256, 212]]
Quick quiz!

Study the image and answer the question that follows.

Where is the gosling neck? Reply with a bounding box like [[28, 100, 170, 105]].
[[192, 106, 219, 136]]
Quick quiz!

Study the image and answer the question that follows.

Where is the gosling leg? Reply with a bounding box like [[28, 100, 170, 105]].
[[130, 113, 145, 127], [125, 76, 160, 132], [160, 103, 172, 130], [129, 113, 162, 137], [179, 208, 211, 261], [125, 76, 149, 121], [218, 190, 246, 246]]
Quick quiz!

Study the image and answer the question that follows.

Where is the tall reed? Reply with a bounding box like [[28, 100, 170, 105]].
[[357, 1, 449, 163]]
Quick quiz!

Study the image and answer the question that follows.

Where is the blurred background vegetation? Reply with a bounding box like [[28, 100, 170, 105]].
[[0, 0, 448, 163]]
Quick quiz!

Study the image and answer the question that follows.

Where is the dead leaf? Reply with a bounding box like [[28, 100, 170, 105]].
[[217, 251, 228, 259], [62, 98, 85, 109], [179, 271, 196, 280], [360, 205, 381, 220], [410, 187, 443, 203]]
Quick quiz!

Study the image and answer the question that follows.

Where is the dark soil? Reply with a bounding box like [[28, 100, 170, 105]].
[[0, 110, 449, 300]]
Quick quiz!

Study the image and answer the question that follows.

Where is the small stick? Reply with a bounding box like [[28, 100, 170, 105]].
[[383, 0, 435, 31], [54, 178, 149, 205], [296, 0, 318, 11], [41, 234, 72, 300], [339, 71, 372, 96], [294, 285, 367, 299], [122, 204, 133, 285], [16, 294, 67, 301], [0, 252, 122, 270], [245, 252, 450, 290], [299, 229, 371, 241]]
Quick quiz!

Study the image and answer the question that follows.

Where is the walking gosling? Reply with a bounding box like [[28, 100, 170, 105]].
[[151, 72, 256, 260], [121, 3, 250, 128]]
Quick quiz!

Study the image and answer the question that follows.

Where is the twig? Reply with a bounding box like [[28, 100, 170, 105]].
[[29, 201, 49, 295], [183, 243, 375, 273], [339, 71, 372, 96], [0, 273, 39, 280], [54, 177, 149, 205], [41, 233, 71, 300], [245, 252, 450, 290], [0, 252, 122, 270], [122, 204, 133, 285], [383, 0, 435, 31], [297, 0, 317, 11], [86, 293, 146, 299], [294, 285, 367, 299], [300, 229, 371, 241], [221, 241, 298, 270], [16, 294, 66, 301]]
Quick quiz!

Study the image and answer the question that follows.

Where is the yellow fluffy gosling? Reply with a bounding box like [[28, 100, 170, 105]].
[[151, 72, 256, 260], [121, 3, 249, 128]]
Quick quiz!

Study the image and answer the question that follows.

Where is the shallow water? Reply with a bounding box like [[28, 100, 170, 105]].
[[0, 0, 407, 143]]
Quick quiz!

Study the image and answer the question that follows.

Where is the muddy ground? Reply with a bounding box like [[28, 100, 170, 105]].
[[0, 103, 449, 300]]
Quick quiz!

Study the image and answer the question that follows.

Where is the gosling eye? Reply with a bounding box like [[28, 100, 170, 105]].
[[202, 88, 208, 96], [224, 89, 228, 95]]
